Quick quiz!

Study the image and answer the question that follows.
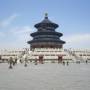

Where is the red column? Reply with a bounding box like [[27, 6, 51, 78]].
[[39, 55, 44, 64], [58, 55, 63, 63]]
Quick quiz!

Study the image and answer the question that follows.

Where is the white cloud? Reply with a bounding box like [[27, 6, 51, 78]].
[[0, 14, 18, 28], [8, 26, 33, 47], [63, 33, 90, 48], [11, 26, 33, 34], [0, 24, 34, 48], [10, 26, 33, 41], [0, 32, 5, 37], [66, 34, 90, 43]]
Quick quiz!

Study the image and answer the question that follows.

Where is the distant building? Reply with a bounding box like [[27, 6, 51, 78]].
[[27, 13, 65, 50], [0, 48, 90, 62]]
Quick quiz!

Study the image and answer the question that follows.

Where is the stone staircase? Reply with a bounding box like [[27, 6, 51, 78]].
[[64, 49, 84, 62]]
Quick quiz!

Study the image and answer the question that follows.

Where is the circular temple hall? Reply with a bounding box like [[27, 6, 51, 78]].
[[28, 14, 65, 50]]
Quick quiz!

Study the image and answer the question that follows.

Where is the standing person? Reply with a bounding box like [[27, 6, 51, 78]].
[[24, 57, 28, 67], [35, 58, 38, 65], [66, 61, 69, 66], [62, 61, 65, 65], [86, 60, 88, 64], [0, 55, 1, 60], [0, 55, 2, 63], [20, 59, 23, 63], [9, 57, 13, 69], [15, 58, 17, 64]]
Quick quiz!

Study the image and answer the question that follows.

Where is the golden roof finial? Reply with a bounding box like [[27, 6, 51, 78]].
[[45, 13, 48, 19], [45, 13, 48, 17]]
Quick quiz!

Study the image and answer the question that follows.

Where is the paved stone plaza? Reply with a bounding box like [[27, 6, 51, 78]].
[[0, 63, 90, 90]]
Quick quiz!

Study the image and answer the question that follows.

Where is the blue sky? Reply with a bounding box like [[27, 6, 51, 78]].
[[0, 0, 90, 49]]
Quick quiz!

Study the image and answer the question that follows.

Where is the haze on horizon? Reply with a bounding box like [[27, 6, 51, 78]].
[[0, 0, 90, 49]]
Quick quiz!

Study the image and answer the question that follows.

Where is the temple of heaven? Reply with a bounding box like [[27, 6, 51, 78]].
[[28, 13, 65, 50]]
